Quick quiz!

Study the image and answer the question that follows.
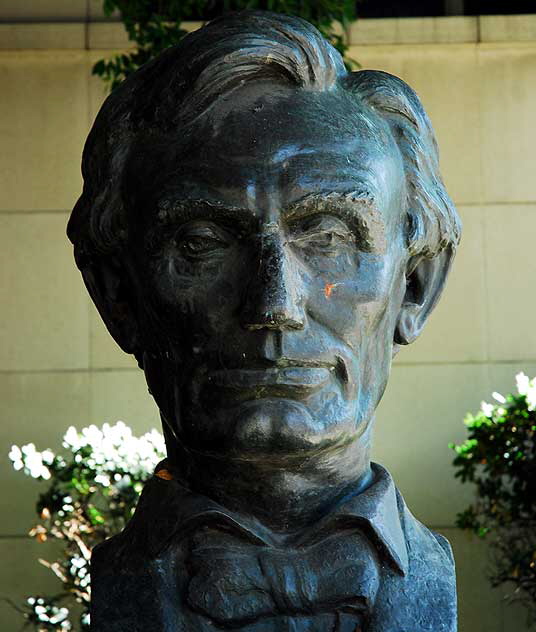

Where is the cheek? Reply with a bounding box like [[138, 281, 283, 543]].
[[144, 254, 241, 342], [308, 254, 397, 339]]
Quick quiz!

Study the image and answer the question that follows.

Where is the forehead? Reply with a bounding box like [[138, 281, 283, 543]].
[[203, 83, 391, 159], [127, 84, 405, 220]]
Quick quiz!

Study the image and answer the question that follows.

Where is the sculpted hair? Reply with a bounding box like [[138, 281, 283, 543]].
[[343, 70, 461, 258], [68, 10, 461, 267]]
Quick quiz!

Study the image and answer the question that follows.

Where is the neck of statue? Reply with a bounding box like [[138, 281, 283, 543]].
[[163, 421, 374, 534]]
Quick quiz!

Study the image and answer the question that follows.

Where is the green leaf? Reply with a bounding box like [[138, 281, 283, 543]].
[[88, 506, 105, 525]]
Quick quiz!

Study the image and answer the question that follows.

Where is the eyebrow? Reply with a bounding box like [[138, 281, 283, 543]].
[[150, 190, 385, 252], [155, 199, 254, 232], [284, 190, 385, 252]]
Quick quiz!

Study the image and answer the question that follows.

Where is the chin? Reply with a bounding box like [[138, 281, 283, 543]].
[[180, 396, 364, 463]]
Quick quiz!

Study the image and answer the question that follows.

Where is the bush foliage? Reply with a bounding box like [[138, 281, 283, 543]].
[[451, 373, 536, 625]]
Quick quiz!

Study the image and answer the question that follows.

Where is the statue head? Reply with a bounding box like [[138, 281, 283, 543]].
[[68, 11, 460, 513]]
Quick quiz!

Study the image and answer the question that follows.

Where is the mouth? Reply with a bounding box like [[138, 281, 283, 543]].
[[206, 365, 334, 400]]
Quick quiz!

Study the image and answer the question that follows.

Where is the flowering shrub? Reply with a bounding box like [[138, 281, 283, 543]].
[[451, 373, 536, 624], [8, 422, 165, 631]]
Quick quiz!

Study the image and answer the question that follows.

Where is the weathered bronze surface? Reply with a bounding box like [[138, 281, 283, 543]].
[[68, 10, 461, 631]]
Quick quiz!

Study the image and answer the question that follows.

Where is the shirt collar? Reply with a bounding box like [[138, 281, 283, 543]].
[[328, 462, 408, 575], [128, 460, 408, 576]]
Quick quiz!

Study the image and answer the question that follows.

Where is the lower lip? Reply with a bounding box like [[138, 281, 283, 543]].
[[207, 367, 333, 396]]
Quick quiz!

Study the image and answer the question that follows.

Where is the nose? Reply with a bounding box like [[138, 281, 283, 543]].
[[241, 231, 305, 331]]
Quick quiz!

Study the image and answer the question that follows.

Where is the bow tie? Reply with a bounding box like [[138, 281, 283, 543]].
[[186, 527, 380, 627]]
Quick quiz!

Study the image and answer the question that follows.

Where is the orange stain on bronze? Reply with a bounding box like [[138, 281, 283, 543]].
[[155, 469, 173, 481], [324, 282, 336, 298]]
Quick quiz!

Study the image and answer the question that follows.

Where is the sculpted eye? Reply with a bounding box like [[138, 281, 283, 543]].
[[176, 224, 230, 260], [290, 215, 354, 255]]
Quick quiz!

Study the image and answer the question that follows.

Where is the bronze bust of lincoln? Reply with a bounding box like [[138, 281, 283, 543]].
[[68, 10, 461, 631]]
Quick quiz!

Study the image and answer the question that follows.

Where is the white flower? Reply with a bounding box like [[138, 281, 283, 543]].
[[94, 473, 110, 486], [480, 401, 494, 417], [145, 428, 166, 455], [41, 449, 55, 465], [515, 372, 530, 396], [492, 391, 506, 404], [63, 426, 81, 451], [71, 555, 87, 569], [40, 468, 51, 480], [19, 443, 51, 479], [8, 445, 23, 470], [77, 422, 167, 478], [49, 607, 70, 626], [527, 384, 536, 411], [81, 424, 104, 449], [14, 421, 165, 485], [515, 373, 536, 410]]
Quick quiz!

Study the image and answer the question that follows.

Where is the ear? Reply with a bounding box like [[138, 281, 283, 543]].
[[395, 246, 455, 346], [81, 258, 140, 357]]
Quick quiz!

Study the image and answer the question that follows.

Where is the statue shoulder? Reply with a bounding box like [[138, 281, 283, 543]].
[[431, 529, 455, 566], [396, 488, 456, 572], [91, 532, 132, 579]]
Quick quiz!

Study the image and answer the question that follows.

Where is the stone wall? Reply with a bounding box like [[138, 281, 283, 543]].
[[1, 9, 536, 630]]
